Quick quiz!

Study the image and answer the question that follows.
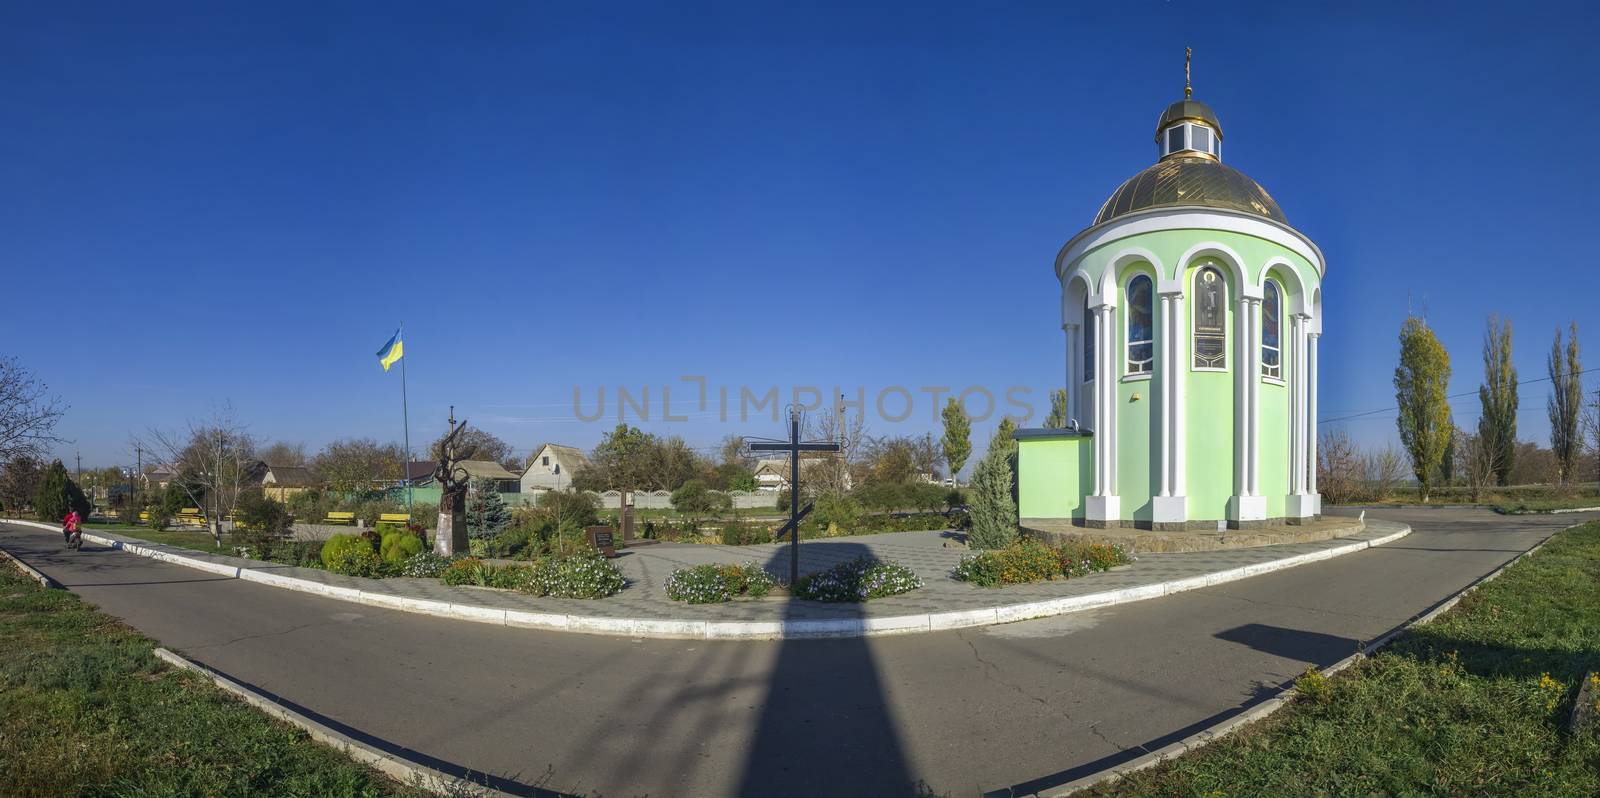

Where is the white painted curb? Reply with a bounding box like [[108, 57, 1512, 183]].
[[2, 519, 1410, 641], [1022, 519, 1581, 797], [0, 540, 59, 588], [152, 647, 517, 797]]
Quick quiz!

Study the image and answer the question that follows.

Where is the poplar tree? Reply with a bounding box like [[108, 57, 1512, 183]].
[[1477, 315, 1518, 486], [1045, 389, 1071, 429], [1395, 317, 1452, 503], [1547, 323, 1583, 485], [940, 398, 971, 487]]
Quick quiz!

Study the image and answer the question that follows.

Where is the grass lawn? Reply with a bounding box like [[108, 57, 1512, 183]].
[[0, 563, 423, 797], [1494, 494, 1600, 514], [1098, 521, 1600, 797]]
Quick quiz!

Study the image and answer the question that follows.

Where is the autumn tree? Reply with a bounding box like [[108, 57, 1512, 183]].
[[1394, 316, 1452, 503], [429, 427, 515, 470], [312, 438, 404, 496]]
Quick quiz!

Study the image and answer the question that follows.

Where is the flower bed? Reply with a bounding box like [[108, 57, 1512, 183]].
[[664, 563, 776, 603], [952, 538, 1130, 587], [436, 549, 626, 598], [792, 557, 923, 602]]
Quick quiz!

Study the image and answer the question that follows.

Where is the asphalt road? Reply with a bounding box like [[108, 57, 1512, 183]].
[[4, 507, 1592, 798]]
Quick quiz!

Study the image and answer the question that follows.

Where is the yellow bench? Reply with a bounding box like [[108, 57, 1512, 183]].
[[138, 511, 149, 522], [323, 511, 356, 526], [377, 513, 410, 526], [177, 508, 205, 526]]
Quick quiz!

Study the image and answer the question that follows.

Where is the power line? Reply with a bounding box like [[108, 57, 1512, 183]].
[[1319, 365, 1600, 425]]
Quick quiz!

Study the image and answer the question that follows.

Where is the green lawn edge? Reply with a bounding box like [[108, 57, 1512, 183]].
[[1096, 521, 1600, 797], [0, 560, 427, 797]]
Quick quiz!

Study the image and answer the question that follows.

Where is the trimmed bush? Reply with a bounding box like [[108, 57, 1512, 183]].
[[321, 539, 383, 577], [792, 557, 923, 602], [378, 530, 423, 563], [320, 534, 370, 567], [520, 549, 626, 599], [952, 538, 1131, 587], [664, 563, 775, 603]]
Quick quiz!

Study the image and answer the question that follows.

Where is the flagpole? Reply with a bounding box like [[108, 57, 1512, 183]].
[[400, 323, 413, 519]]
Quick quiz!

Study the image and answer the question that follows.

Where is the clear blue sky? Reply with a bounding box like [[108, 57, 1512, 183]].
[[4, 1, 1596, 470]]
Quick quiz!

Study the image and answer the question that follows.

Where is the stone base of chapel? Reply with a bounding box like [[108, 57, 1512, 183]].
[[1020, 514, 1363, 554]]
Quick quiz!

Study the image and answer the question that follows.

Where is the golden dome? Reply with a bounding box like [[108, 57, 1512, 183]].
[[1093, 156, 1285, 225]]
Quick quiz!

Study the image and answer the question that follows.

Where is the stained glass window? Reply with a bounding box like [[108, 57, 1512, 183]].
[[1126, 275, 1153, 375], [1193, 266, 1226, 369], [1262, 280, 1282, 380]]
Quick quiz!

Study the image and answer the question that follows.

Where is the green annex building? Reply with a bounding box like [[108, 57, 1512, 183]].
[[1017, 81, 1324, 530]]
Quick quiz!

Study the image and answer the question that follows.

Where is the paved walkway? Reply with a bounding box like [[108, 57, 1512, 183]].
[[21, 520, 1406, 633]]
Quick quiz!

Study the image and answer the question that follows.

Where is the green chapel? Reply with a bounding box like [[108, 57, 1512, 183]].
[[1016, 72, 1324, 530]]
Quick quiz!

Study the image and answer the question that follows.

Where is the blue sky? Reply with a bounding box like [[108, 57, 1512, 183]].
[[4, 1, 1596, 470]]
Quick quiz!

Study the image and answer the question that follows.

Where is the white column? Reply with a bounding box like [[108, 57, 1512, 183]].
[[1233, 296, 1249, 498], [1241, 300, 1254, 498], [1308, 332, 1320, 496], [1064, 323, 1080, 426], [1286, 313, 1317, 520], [1170, 292, 1187, 498], [1087, 304, 1120, 525], [1231, 295, 1266, 524], [1152, 289, 1187, 526], [1287, 314, 1302, 494], [1157, 294, 1172, 498]]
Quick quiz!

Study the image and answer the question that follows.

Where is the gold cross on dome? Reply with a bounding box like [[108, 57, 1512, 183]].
[[1185, 47, 1193, 99]]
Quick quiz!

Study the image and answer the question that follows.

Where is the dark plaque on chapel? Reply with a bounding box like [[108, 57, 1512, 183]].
[[586, 525, 617, 557]]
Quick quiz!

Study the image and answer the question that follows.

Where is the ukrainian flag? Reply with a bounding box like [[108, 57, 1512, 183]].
[[376, 329, 404, 372]]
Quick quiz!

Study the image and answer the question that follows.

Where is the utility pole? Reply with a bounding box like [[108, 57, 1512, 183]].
[[76, 452, 81, 481]]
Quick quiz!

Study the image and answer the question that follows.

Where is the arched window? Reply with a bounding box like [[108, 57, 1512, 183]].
[[1192, 266, 1226, 369], [1262, 280, 1282, 380], [1125, 275, 1153, 375], [1083, 296, 1095, 381]]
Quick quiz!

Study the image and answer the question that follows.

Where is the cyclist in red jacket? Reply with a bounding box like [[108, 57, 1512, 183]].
[[62, 510, 83, 549]]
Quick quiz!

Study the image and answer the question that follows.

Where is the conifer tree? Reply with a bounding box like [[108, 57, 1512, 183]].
[[465, 478, 512, 539], [967, 423, 1018, 549], [34, 459, 90, 522]]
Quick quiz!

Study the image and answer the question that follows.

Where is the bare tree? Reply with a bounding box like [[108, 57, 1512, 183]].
[[0, 357, 67, 462], [138, 408, 256, 548], [1457, 428, 1498, 503], [1316, 430, 1361, 506], [1362, 445, 1406, 502], [258, 441, 308, 468], [0, 455, 44, 515], [804, 404, 867, 495]]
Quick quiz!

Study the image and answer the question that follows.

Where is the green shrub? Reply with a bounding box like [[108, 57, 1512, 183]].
[[320, 533, 374, 571], [485, 526, 536, 558], [321, 539, 383, 577], [718, 518, 767, 546], [953, 538, 1132, 587], [399, 551, 449, 577], [279, 540, 324, 569], [812, 492, 864, 535], [664, 563, 775, 603], [144, 504, 174, 531], [466, 479, 512, 539], [792, 557, 922, 602], [379, 530, 423, 563], [441, 557, 492, 586], [520, 549, 626, 599]]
